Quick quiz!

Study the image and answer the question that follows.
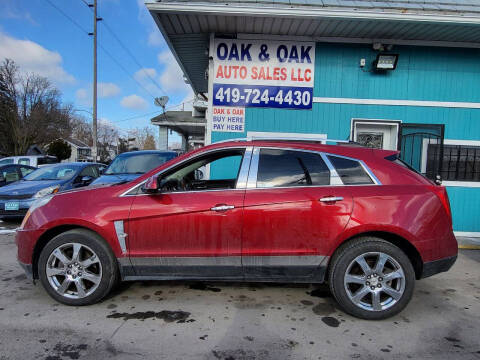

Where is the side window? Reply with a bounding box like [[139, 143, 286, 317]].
[[2, 166, 20, 183], [327, 155, 374, 185], [79, 166, 98, 178], [18, 158, 30, 165], [20, 166, 35, 177], [160, 149, 245, 192], [256, 149, 330, 188], [0, 158, 14, 165]]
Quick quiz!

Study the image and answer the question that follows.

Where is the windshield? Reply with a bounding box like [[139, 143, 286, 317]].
[[105, 153, 175, 175], [24, 164, 79, 181]]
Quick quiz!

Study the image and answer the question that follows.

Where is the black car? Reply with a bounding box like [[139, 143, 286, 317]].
[[0, 164, 37, 187]]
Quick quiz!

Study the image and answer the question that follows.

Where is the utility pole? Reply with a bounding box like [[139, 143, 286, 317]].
[[88, 0, 101, 161]]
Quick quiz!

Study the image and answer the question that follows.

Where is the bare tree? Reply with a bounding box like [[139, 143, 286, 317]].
[[129, 126, 157, 150], [0, 59, 73, 155]]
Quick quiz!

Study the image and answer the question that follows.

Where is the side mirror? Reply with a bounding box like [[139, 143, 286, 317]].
[[81, 176, 94, 185], [143, 174, 160, 193]]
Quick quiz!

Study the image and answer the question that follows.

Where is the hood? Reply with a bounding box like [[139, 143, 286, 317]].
[[90, 173, 141, 185], [0, 179, 65, 196]]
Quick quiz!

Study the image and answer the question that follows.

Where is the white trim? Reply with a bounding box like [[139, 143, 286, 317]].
[[454, 231, 480, 238], [313, 97, 480, 109], [444, 139, 480, 146], [146, 3, 480, 26], [351, 119, 400, 150], [443, 181, 480, 188]]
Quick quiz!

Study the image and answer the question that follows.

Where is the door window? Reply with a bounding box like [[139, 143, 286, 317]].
[[327, 155, 373, 185], [2, 166, 20, 183], [159, 149, 245, 192], [256, 149, 330, 188], [79, 165, 99, 178]]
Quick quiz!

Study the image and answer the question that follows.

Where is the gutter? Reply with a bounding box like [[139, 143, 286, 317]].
[[146, 2, 480, 26]]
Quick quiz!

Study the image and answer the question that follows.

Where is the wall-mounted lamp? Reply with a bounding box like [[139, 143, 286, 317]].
[[373, 54, 399, 71]]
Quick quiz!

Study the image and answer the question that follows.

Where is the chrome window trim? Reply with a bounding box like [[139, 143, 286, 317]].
[[247, 146, 381, 189], [325, 153, 382, 185], [235, 146, 253, 189], [120, 146, 249, 197]]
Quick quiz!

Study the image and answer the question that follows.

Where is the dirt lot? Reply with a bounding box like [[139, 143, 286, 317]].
[[0, 220, 479, 360]]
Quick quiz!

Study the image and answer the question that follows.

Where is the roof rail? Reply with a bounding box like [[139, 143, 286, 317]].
[[213, 136, 359, 145]]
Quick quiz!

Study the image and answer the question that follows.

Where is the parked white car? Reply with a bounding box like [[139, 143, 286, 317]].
[[0, 155, 58, 168]]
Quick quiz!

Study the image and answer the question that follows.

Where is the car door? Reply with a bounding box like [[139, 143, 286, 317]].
[[242, 147, 354, 281], [126, 147, 251, 279]]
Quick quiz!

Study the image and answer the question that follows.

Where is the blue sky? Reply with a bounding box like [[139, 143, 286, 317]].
[[0, 0, 192, 142]]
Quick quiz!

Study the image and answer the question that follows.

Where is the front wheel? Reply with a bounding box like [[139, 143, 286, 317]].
[[38, 229, 118, 306], [329, 237, 415, 320]]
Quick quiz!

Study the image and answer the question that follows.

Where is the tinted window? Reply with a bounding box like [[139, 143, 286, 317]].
[[327, 156, 374, 185], [1, 166, 20, 183], [79, 166, 99, 178], [257, 149, 330, 188], [37, 156, 58, 165]]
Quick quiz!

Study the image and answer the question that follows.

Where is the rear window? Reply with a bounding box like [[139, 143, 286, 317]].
[[37, 156, 58, 165], [327, 155, 374, 185]]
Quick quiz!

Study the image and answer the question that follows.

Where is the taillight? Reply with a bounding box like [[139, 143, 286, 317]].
[[429, 185, 452, 220]]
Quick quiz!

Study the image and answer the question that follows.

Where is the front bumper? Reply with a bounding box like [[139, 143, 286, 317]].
[[421, 255, 457, 279], [0, 198, 34, 218], [19, 261, 34, 281]]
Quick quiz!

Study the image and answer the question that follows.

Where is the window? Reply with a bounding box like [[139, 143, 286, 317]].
[[0, 158, 14, 165], [327, 155, 374, 185], [37, 156, 58, 165], [18, 158, 30, 165], [20, 166, 35, 177], [427, 144, 480, 182], [79, 166, 99, 178], [159, 149, 244, 192], [1, 166, 19, 183], [256, 149, 330, 188]]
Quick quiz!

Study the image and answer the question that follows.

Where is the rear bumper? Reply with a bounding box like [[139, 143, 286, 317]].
[[420, 255, 457, 279]]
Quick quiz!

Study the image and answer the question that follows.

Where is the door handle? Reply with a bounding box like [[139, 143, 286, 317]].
[[211, 204, 235, 212], [319, 196, 344, 203]]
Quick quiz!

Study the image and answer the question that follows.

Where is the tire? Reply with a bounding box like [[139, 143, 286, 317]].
[[328, 237, 415, 320], [38, 229, 118, 306]]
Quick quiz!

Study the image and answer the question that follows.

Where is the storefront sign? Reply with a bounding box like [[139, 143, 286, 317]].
[[213, 39, 315, 109], [212, 106, 245, 132]]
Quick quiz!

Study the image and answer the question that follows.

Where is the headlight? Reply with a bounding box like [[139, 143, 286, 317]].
[[33, 185, 60, 199], [20, 195, 54, 230]]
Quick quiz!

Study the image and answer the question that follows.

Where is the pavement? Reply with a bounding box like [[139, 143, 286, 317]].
[[0, 220, 479, 360]]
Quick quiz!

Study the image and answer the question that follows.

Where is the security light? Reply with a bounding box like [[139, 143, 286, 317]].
[[374, 54, 399, 71]]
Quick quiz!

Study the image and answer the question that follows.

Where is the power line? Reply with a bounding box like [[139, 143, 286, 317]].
[[112, 99, 195, 123], [45, 0, 89, 34], [78, 0, 168, 96]]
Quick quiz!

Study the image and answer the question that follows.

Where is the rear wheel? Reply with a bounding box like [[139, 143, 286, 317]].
[[38, 229, 118, 305], [329, 237, 415, 320]]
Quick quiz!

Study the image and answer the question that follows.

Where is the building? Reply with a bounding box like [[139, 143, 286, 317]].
[[63, 138, 93, 162], [147, 0, 480, 237]]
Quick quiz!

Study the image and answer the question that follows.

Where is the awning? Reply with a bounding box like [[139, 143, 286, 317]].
[[147, 0, 480, 94]]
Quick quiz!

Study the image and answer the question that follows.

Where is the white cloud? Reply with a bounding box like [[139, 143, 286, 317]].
[[157, 50, 191, 95], [137, 0, 165, 47], [0, 31, 75, 84], [75, 82, 121, 107], [98, 82, 121, 97], [121, 94, 149, 110]]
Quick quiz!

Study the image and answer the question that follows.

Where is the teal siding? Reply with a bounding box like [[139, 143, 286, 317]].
[[210, 42, 480, 233], [447, 187, 480, 232]]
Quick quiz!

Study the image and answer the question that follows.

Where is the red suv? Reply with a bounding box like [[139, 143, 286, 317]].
[[15, 140, 457, 319]]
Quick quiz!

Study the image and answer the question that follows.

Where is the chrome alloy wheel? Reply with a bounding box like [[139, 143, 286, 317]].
[[344, 252, 405, 312], [46, 243, 102, 299]]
